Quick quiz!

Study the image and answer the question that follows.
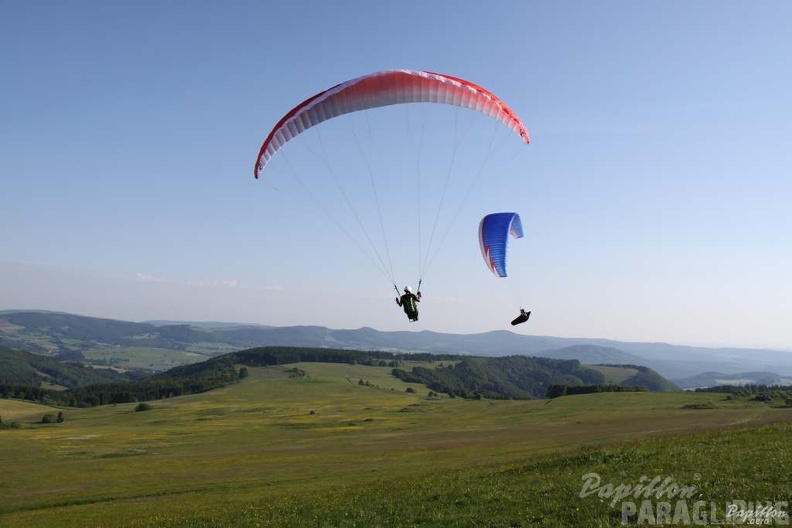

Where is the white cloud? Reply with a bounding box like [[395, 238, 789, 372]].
[[136, 273, 167, 283], [137, 274, 240, 289]]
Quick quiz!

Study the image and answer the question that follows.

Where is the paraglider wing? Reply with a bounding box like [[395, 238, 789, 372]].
[[255, 69, 530, 178], [478, 212, 524, 278]]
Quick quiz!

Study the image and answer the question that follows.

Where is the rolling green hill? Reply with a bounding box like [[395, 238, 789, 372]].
[[1, 362, 790, 527], [393, 357, 677, 398], [1, 346, 678, 407], [393, 355, 606, 398], [0, 345, 127, 388], [595, 363, 679, 392]]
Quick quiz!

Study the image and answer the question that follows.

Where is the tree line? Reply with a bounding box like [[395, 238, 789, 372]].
[[695, 384, 792, 403], [0, 346, 464, 408], [393, 355, 607, 399], [546, 384, 648, 398]]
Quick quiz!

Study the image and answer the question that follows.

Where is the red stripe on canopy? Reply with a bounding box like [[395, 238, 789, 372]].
[[254, 69, 529, 178]]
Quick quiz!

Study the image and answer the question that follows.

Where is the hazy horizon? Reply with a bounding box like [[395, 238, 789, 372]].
[[2, 280, 790, 354]]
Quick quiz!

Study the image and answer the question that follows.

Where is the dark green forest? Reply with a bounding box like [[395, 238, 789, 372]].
[[0, 346, 678, 408], [694, 384, 792, 404], [392, 360, 677, 399], [392, 355, 607, 399]]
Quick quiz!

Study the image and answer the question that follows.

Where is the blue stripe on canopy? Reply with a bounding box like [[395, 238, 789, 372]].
[[478, 212, 524, 278]]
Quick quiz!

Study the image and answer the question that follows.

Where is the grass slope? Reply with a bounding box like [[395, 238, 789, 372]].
[[588, 364, 639, 384], [0, 362, 789, 527], [0, 399, 59, 423]]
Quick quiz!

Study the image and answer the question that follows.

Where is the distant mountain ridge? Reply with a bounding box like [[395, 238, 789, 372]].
[[674, 371, 792, 390], [2, 310, 792, 383], [538, 344, 646, 365]]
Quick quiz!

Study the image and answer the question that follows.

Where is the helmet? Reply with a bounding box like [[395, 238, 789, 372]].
[[404, 286, 412, 293]]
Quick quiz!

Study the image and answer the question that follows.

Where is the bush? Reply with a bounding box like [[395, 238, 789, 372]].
[[135, 403, 152, 412], [681, 402, 718, 410], [0, 415, 20, 430]]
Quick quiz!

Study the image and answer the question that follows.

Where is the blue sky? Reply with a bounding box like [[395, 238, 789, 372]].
[[1, 1, 790, 349]]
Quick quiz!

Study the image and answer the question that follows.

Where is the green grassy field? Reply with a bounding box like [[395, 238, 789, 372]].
[[1, 362, 790, 527], [588, 365, 640, 384], [81, 344, 213, 371]]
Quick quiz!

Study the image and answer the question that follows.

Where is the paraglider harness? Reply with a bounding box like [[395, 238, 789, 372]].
[[395, 281, 422, 322], [511, 308, 531, 326]]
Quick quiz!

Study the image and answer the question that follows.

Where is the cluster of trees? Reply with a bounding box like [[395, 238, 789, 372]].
[[222, 347, 458, 368], [0, 360, 242, 407], [393, 356, 606, 399], [695, 384, 792, 403], [0, 415, 21, 430], [546, 384, 648, 399], [41, 411, 65, 423], [695, 384, 792, 395]]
